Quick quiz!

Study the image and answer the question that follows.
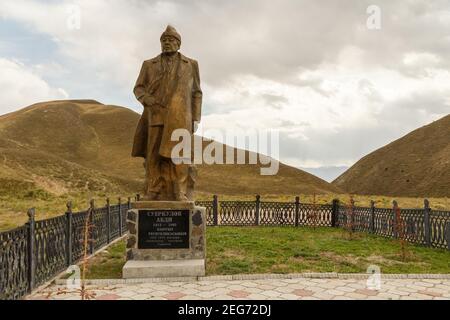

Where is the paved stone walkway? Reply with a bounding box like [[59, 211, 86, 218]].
[[27, 275, 450, 300]]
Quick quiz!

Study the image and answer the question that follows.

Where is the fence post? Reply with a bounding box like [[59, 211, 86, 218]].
[[106, 198, 111, 244], [349, 198, 355, 231], [393, 200, 399, 238], [255, 194, 260, 226], [118, 197, 123, 237], [26, 208, 36, 292], [424, 199, 431, 247], [127, 197, 132, 210], [65, 202, 73, 266], [89, 199, 95, 254], [295, 196, 300, 227], [213, 195, 219, 226], [369, 200, 375, 233], [136, 194, 141, 202], [331, 199, 339, 227], [446, 222, 450, 251]]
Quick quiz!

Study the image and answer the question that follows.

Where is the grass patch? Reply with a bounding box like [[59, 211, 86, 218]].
[[75, 227, 450, 279]]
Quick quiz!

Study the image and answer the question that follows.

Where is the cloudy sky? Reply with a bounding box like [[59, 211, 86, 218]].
[[0, 0, 449, 181]]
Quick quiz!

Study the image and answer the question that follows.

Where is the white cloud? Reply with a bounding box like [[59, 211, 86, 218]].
[[0, 0, 449, 173], [0, 58, 68, 115]]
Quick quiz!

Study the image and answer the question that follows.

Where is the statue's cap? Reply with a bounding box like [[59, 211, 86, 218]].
[[160, 25, 181, 43]]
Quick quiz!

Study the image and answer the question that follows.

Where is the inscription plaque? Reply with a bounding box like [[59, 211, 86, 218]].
[[138, 209, 189, 249]]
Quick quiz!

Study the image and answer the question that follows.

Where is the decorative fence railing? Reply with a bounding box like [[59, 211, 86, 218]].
[[195, 195, 450, 251], [1, 194, 450, 300], [0, 198, 131, 300]]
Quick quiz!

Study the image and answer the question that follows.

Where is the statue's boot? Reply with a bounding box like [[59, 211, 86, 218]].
[[175, 192, 188, 201], [143, 191, 159, 201]]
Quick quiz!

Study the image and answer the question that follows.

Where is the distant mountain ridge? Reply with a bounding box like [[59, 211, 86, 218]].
[[0, 100, 340, 197], [301, 166, 349, 183]]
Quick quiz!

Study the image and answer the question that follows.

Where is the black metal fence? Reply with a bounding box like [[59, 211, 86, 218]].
[[0, 198, 130, 300], [196, 195, 450, 251], [1, 194, 450, 300]]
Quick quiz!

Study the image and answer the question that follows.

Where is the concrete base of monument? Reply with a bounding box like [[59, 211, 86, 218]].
[[123, 200, 206, 279], [122, 259, 206, 279]]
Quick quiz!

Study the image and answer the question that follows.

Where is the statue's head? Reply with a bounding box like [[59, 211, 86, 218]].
[[160, 25, 181, 54]]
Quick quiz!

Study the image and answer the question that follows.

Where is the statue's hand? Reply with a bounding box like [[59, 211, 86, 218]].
[[143, 95, 156, 108]]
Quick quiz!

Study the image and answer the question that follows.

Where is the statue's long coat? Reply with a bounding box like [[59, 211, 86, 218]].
[[132, 52, 202, 158]]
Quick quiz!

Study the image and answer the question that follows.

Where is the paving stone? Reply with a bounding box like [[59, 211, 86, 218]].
[[244, 287, 263, 294], [399, 296, 420, 300], [282, 279, 303, 284], [365, 296, 386, 300], [132, 294, 153, 300], [335, 286, 356, 293], [210, 282, 229, 288], [228, 290, 250, 298], [214, 294, 235, 300], [135, 288, 155, 294], [183, 283, 200, 289], [145, 290, 167, 297], [386, 289, 411, 296], [247, 293, 270, 300], [260, 290, 282, 298], [117, 290, 138, 297], [345, 292, 368, 299], [285, 283, 307, 290], [325, 289, 346, 296], [240, 281, 259, 288], [417, 290, 443, 297], [347, 283, 365, 289], [292, 289, 314, 297], [274, 286, 297, 294], [197, 285, 217, 292], [182, 288, 200, 295], [257, 284, 276, 290], [307, 286, 325, 293], [317, 282, 342, 289], [421, 279, 443, 284], [167, 282, 185, 287], [409, 292, 434, 299], [197, 291, 222, 298], [377, 292, 400, 300], [164, 292, 186, 300], [413, 281, 434, 287], [27, 295, 50, 300], [433, 284, 450, 292], [279, 293, 300, 300], [95, 293, 120, 300], [29, 274, 450, 301], [228, 284, 246, 290], [312, 292, 334, 299], [355, 289, 379, 296], [179, 295, 202, 300], [401, 286, 422, 293], [332, 296, 352, 300]]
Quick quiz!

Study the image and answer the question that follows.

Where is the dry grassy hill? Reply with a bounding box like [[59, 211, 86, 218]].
[[333, 115, 450, 197], [0, 100, 339, 199]]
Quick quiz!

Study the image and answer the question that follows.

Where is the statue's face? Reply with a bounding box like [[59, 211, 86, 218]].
[[161, 35, 180, 53]]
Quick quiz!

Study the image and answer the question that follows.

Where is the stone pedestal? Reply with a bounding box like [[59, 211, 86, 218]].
[[123, 201, 206, 279]]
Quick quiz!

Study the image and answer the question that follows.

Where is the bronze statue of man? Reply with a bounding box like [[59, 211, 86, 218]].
[[132, 25, 202, 201]]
